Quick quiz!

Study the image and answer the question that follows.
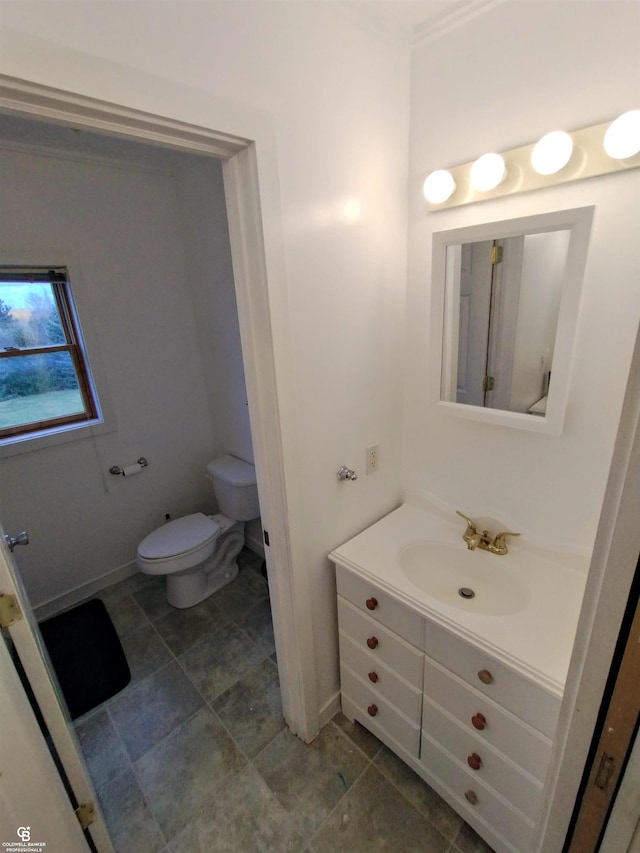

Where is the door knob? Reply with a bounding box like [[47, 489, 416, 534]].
[[4, 531, 29, 552]]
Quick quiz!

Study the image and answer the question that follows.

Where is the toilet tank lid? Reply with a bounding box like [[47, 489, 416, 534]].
[[138, 513, 220, 560], [206, 454, 256, 487]]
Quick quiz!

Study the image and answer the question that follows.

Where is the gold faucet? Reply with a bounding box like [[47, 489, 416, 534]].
[[456, 511, 520, 555]]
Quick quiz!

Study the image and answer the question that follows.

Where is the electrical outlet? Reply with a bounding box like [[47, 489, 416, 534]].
[[366, 444, 379, 475]]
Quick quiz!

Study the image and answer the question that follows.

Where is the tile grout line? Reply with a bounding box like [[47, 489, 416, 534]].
[[328, 718, 463, 852], [304, 719, 381, 849]]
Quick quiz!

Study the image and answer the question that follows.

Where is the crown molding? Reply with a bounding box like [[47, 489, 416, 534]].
[[413, 0, 507, 48], [333, 1, 414, 50], [333, 0, 507, 52]]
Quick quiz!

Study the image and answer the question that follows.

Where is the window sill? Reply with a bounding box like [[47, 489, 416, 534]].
[[0, 415, 115, 459]]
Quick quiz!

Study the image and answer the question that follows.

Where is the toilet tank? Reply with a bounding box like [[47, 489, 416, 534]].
[[206, 455, 260, 521]]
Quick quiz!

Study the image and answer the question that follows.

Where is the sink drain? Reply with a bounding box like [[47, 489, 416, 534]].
[[458, 587, 475, 600]]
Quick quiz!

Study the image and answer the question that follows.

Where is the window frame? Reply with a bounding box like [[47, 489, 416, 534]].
[[0, 266, 100, 440]]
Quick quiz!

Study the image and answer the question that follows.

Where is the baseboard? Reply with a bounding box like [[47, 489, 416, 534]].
[[318, 689, 342, 730], [33, 560, 139, 621], [33, 530, 263, 622]]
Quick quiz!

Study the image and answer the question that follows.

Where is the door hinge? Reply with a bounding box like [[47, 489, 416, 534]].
[[594, 752, 616, 791], [263, 530, 270, 547], [75, 801, 95, 829], [0, 593, 22, 628], [482, 375, 495, 392], [490, 245, 504, 264]]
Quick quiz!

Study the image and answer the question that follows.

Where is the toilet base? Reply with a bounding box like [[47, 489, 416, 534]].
[[164, 519, 245, 608], [167, 558, 239, 609]]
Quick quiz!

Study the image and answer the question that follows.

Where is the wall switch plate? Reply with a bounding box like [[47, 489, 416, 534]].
[[366, 444, 379, 475]]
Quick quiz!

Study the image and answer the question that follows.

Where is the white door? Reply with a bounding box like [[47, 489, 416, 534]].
[[0, 525, 114, 852], [456, 240, 493, 406]]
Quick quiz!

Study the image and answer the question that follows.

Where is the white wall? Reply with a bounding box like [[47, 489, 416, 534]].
[[0, 133, 252, 606], [406, 0, 640, 548], [0, 1, 410, 713], [175, 157, 253, 465], [174, 156, 263, 550]]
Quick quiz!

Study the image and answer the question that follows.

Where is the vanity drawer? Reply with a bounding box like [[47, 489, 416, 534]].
[[336, 565, 422, 647], [338, 597, 423, 687], [420, 731, 535, 852], [423, 617, 561, 737], [421, 695, 543, 821], [339, 630, 422, 723], [423, 656, 552, 782], [341, 664, 420, 757]]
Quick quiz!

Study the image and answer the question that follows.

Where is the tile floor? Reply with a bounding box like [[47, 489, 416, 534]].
[[73, 548, 494, 852]]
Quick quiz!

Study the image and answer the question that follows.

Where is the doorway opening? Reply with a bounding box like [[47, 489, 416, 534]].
[[0, 76, 316, 816]]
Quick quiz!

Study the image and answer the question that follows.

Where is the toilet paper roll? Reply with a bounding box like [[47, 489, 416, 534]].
[[122, 463, 143, 477]]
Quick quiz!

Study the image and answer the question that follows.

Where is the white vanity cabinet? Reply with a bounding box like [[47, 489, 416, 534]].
[[334, 562, 561, 853], [336, 567, 424, 758]]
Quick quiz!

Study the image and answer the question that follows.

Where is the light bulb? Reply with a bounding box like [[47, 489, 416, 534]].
[[470, 153, 506, 191], [604, 110, 640, 159], [423, 170, 456, 204], [531, 130, 573, 175]]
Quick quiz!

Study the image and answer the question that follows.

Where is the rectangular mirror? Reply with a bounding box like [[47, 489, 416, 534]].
[[431, 207, 594, 434]]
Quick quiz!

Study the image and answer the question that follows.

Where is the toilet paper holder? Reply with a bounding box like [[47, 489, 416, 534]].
[[109, 457, 149, 476]]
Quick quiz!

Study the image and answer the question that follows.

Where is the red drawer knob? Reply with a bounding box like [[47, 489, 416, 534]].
[[477, 669, 493, 685], [471, 712, 487, 731], [368, 671, 379, 683], [464, 789, 478, 805], [365, 597, 378, 611], [367, 704, 378, 717], [367, 636, 379, 650], [467, 752, 482, 771]]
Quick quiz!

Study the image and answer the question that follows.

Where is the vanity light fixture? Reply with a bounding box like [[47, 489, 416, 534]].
[[531, 130, 574, 175], [604, 110, 640, 160], [423, 169, 456, 204], [469, 153, 506, 191], [424, 111, 640, 210]]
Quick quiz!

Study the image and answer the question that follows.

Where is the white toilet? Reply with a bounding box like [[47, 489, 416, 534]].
[[136, 454, 260, 609]]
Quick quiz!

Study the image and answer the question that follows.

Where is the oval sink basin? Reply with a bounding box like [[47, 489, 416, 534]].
[[399, 542, 529, 616]]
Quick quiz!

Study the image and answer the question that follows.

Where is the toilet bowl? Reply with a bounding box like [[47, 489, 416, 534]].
[[136, 455, 259, 609]]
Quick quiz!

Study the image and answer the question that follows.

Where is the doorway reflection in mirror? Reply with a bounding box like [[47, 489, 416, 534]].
[[444, 230, 570, 415]]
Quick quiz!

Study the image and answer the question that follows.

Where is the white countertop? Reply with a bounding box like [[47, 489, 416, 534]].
[[329, 501, 589, 696]]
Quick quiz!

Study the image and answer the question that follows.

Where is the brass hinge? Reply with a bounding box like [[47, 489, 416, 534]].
[[490, 245, 504, 264], [75, 801, 95, 829], [0, 593, 22, 628], [482, 375, 495, 392]]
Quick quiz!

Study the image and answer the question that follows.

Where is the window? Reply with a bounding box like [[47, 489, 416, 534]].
[[0, 267, 100, 440]]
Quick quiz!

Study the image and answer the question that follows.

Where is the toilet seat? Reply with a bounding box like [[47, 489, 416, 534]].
[[137, 513, 221, 575]]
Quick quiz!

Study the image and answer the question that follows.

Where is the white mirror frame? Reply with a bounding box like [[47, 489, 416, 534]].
[[430, 206, 594, 434]]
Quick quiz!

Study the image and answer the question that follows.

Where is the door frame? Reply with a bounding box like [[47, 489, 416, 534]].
[[565, 555, 640, 852], [0, 74, 318, 742], [538, 319, 640, 851]]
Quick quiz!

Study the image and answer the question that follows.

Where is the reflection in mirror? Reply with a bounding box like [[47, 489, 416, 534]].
[[444, 230, 570, 414], [431, 207, 594, 434]]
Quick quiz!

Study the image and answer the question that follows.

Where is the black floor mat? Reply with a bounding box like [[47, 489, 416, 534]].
[[39, 598, 130, 720]]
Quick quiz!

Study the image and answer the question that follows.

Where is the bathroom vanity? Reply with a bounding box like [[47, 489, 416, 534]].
[[329, 500, 588, 853]]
